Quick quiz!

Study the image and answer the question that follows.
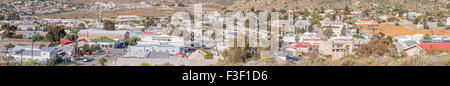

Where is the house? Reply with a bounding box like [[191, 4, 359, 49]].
[[137, 34, 185, 47], [59, 40, 73, 45], [88, 37, 117, 49], [117, 15, 141, 21], [147, 52, 170, 58], [127, 44, 180, 55], [54, 46, 75, 57], [282, 35, 297, 45], [123, 46, 151, 58], [402, 12, 421, 19], [426, 22, 441, 28], [299, 37, 321, 45], [378, 15, 389, 20], [396, 40, 419, 56], [293, 20, 309, 29], [446, 17, 450, 26], [355, 19, 377, 25], [289, 43, 315, 55], [188, 50, 207, 60], [321, 19, 347, 37], [78, 29, 129, 40], [417, 43, 450, 53], [347, 14, 360, 17], [319, 39, 358, 60], [404, 42, 450, 56], [10, 47, 57, 64]]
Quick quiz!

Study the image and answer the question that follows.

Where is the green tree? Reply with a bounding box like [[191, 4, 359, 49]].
[[323, 28, 333, 39], [4, 43, 14, 63], [352, 34, 365, 39], [23, 60, 39, 66], [45, 26, 66, 42], [340, 28, 347, 36], [98, 57, 107, 66], [4, 43, 14, 50], [1, 23, 17, 38], [437, 21, 445, 27], [78, 23, 86, 29], [31, 35, 44, 41], [65, 33, 78, 41], [343, 6, 350, 15], [423, 34, 432, 40], [6, 12, 20, 20], [354, 32, 398, 58], [413, 17, 420, 24], [103, 20, 116, 30], [423, 23, 430, 29], [204, 53, 214, 59], [39, 44, 46, 49], [125, 37, 140, 46]]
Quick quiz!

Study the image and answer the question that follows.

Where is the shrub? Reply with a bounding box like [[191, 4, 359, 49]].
[[139, 62, 152, 66], [204, 53, 214, 59]]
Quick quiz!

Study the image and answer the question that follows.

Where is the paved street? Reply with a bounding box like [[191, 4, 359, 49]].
[[75, 49, 125, 66]]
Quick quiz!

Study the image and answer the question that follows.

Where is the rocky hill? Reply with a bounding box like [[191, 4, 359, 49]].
[[226, 0, 449, 13]]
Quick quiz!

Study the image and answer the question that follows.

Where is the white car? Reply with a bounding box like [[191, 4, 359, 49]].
[[82, 58, 90, 62]]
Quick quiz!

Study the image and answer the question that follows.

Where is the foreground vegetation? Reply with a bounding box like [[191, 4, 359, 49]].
[[215, 53, 450, 66]]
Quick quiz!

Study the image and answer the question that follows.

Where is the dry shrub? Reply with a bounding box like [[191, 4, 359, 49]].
[[338, 58, 362, 66]]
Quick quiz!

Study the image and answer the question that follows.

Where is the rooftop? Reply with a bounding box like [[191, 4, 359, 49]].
[[90, 37, 116, 43]]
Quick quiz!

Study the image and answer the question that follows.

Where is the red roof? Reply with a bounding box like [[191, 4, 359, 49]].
[[79, 39, 87, 42], [360, 19, 373, 21], [291, 43, 311, 48], [348, 14, 359, 16], [187, 47, 195, 50], [173, 52, 188, 57], [141, 32, 154, 35], [345, 19, 354, 21], [418, 43, 450, 53], [60, 40, 73, 45], [303, 38, 320, 41]]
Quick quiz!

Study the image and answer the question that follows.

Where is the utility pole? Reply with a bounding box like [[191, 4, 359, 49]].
[[20, 49, 23, 65], [31, 40, 34, 61]]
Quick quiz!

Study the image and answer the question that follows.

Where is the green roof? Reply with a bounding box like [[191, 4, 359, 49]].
[[404, 41, 417, 47], [352, 17, 368, 20], [91, 37, 116, 43]]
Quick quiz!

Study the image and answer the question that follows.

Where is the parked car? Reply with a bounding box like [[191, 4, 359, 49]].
[[82, 58, 90, 62]]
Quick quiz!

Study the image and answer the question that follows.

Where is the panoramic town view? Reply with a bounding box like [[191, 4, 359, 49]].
[[0, 0, 449, 66]]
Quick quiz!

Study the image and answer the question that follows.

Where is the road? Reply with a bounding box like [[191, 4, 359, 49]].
[[75, 48, 125, 66]]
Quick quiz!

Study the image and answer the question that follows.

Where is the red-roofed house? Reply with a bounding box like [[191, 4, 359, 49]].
[[301, 38, 321, 45], [344, 19, 354, 22], [141, 32, 154, 35], [418, 43, 450, 53], [291, 43, 309, 48], [78, 39, 88, 42], [404, 43, 450, 56], [347, 14, 360, 17], [60, 40, 73, 45], [172, 52, 188, 57]]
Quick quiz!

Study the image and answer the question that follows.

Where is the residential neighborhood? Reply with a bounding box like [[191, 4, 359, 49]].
[[0, 0, 450, 66]]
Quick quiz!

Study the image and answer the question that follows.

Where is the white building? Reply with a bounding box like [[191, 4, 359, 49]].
[[10, 47, 57, 64], [137, 34, 185, 47], [117, 15, 141, 21], [446, 17, 450, 26]]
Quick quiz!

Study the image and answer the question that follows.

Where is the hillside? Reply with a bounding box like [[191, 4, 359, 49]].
[[227, 0, 450, 14]]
